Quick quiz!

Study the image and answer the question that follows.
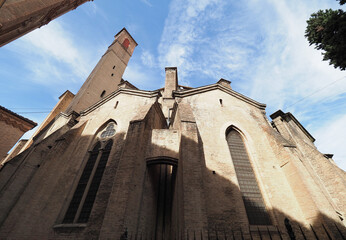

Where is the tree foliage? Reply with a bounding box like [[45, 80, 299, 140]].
[[305, 1, 346, 70]]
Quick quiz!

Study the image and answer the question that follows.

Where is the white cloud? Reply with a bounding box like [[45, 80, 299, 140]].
[[158, 0, 223, 77], [159, 0, 346, 103], [247, 1, 346, 107], [23, 22, 89, 77], [141, 50, 156, 68], [9, 20, 94, 87], [82, 1, 108, 20], [31, 23, 89, 74], [159, 0, 346, 170], [123, 62, 159, 90]]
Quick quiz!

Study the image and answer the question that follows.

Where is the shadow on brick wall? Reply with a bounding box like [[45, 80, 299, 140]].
[[0, 115, 345, 240]]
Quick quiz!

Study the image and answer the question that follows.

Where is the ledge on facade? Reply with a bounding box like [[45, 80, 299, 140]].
[[53, 223, 87, 229], [270, 110, 315, 143]]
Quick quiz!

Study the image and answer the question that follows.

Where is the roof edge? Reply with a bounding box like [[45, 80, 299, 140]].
[[0, 105, 37, 127], [80, 88, 161, 116], [173, 83, 266, 110]]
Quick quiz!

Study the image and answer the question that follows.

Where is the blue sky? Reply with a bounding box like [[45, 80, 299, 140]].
[[0, 0, 345, 170]]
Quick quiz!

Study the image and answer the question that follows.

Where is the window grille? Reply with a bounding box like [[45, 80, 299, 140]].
[[62, 140, 113, 224], [226, 129, 271, 225], [78, 140, 113, 223], [101, 123, 116, 138]]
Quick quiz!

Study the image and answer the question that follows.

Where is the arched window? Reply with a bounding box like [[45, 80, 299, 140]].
[[63, 140, 113, 224], [226, 128, 271, 225]]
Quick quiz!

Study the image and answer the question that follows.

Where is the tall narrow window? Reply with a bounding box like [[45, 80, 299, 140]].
[[226, 129, 271, 225], [63, 140, 113, 224], [78, 140, 112, 223]]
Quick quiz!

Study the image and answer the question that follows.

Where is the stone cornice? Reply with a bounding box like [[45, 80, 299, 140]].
[[80, 88, 161, 116], [0, 106, 37, 132], [173, 83, 266, 110]]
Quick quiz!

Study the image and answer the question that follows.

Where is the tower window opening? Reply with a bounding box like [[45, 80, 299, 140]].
[[113, 66, 115, 69], [100, 90, 106, 98], [226, 128, 271, 225], [111, 73, 114, 76], [122, 38, 130, 49], [219, 99, 223, 106]]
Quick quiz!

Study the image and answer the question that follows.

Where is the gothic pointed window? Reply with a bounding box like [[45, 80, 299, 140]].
[[62, 140, 113, 224], [226, 128, 271, 225]]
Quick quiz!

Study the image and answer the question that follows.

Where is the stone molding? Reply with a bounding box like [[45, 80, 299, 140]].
[[0, 106, 37, 132], [173, 83, 266, 110], [80, 88, 161, 116]]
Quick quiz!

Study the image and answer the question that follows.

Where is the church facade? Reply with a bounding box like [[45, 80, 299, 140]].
[[0, 28, 345, 239]]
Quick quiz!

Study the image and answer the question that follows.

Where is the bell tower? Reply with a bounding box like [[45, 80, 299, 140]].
[[65, 28, 137, 114]]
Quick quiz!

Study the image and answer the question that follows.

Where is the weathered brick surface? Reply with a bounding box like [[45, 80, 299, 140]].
[[0, 30, 345, 240], [0, 122, 23, 160]]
